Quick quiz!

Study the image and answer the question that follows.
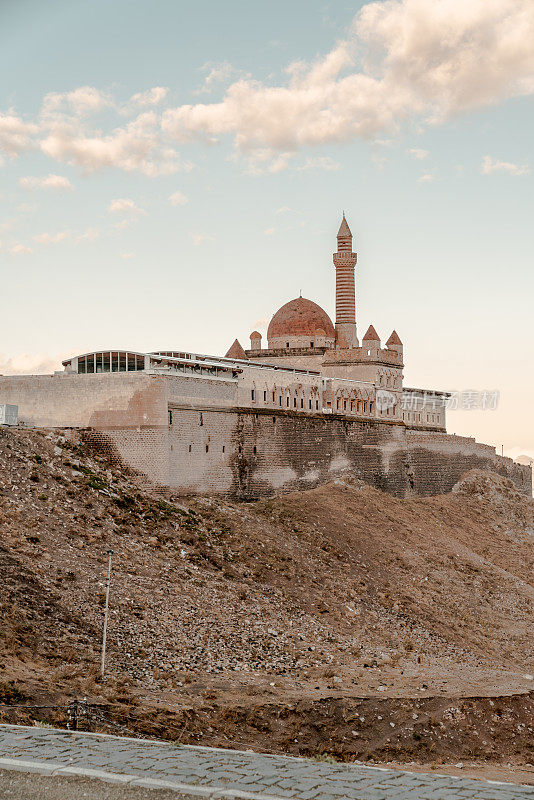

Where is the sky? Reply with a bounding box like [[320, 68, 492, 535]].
[[0, 0, 533, 458]]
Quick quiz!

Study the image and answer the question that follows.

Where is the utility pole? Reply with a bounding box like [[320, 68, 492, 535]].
[[101, 549, 114, 677]]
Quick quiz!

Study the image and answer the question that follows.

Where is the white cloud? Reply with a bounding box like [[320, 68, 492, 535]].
[[481, 155, 529, 176], [249, 149, 295, 175], [418, 173, 435, 183], [41, 86, 111, 118], [191, 232, 214, 246], [10, 243, 33, 255], [19, 174, 73, 191], [121, 252, 134, 259], [41, 111, 183, 176], [33, 231, 69, 244], [108, 198, 146, 216], [0, 352, 64, 375], [161, 0, 534, 169], [297, 156, 340, 171], [264, 227, 275, 236], [408, 148, 429, 160], [112, 218, 133, 231], [169, 190, 188, 206], [75, 227, 99, 244], [16, 202, 35, 213], [2, 1, 533, 178], [125, 87, 169, 110], [275, 206, 299, 215], [197, 62, 236, 93], [0, 112, 37, 156]]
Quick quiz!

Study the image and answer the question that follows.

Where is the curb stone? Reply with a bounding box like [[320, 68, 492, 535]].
[[0, 757, 300, 799]]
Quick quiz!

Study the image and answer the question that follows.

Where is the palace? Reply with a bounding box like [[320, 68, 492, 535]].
[[223, 213, 445, 430], [0, 215, 530, 498]]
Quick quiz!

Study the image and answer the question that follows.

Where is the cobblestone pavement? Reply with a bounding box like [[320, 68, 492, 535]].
[[1, 724, 533, 799]]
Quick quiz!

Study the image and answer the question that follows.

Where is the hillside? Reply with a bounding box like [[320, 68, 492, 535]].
[[0, 427, 533, 770]]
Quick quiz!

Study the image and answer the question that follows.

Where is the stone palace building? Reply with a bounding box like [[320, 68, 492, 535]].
[[0, 215, 530, 498]]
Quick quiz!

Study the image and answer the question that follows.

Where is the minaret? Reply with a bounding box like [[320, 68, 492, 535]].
[[333, 213, 358, 348]]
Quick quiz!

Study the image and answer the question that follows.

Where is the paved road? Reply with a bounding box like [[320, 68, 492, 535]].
[[0, 724, 533, 799], [0, 769, 196, 799]]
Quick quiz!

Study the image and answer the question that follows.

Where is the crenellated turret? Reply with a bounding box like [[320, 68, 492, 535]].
[[362, 324, 380, 357], [386, 330, 403, 357]]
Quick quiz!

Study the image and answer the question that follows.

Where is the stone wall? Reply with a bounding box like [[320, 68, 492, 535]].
[[0, 373, 165, 428], [0, 373, 237, 429], [80, 409, 531, 499], [404, 431, 531, 497], [2, 372, 529, 499]]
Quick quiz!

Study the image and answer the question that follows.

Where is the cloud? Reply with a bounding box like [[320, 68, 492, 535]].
[[41, 86, 111, 118], [408, 148, 429, 160], [297, 156, 340, 171], [121, 252, 134, 259], [41, 111, 183, 176], [275, 206, 299, 215], [197, 62, 237, 93], [169, 190, 188, 206], [481, 155, 529, 176], [75, 227, 99, 244], [112, 219, 133, 231], [246, 149, 295, 175], [161, 0, 534, 169], [124, 87, 169, 110], [264, 227, 275, 236], [108, 198, 146, 216], [191, 232, 214, 246], [33, 231, 69, 244], [0, 112, 38, 156], [2, 1, 533, 178], [418, 173, 435, 183], [0, 352, 64, 375], [19, 173, 73, 191], [9, 243, 33, 255]]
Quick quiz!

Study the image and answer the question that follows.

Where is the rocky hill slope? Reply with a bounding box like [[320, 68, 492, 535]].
[[0, 427, 533, 769]]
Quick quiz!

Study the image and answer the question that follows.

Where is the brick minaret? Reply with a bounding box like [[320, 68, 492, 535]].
[[333, 214, 358, 348]]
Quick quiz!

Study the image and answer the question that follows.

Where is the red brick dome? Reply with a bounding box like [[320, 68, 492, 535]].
[[267, 297, 335, 340]]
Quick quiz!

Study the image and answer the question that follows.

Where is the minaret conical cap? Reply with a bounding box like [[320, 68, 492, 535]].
[[337, 213, 352, 238]]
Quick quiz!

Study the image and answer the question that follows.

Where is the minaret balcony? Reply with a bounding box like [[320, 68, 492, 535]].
[[333, 252, 357, 264]]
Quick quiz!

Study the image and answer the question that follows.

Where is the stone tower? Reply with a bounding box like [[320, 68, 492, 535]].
[[333, 214, 358, 348]]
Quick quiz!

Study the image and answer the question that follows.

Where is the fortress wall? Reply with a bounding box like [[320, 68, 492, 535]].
[[95, 414, 531, 499], [79, 426, 171, 487], [0, 373, 167, 428], [84, 409, 409, 497], [0, 373, 237, 429], [40, 394, 531, 499], [405, 430, 532, 497], [228, 411, 409, 498]]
